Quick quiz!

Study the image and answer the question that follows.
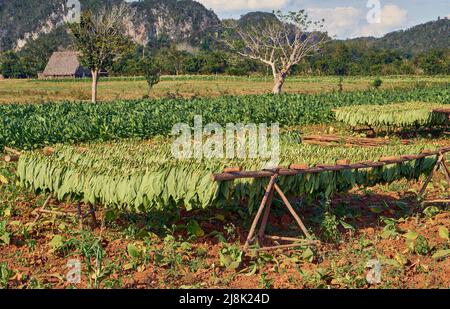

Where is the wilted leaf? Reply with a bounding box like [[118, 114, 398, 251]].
[[123, 263, 134, 271], [3, 207, 11, 217], [394, 254, 408, 267], [245, 264, 257, 276]]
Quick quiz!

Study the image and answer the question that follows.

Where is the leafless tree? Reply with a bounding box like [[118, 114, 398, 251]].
[[222, 11, 330, 94]]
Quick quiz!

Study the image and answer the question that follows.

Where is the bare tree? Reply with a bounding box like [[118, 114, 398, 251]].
[[69, 4, 135, 103], [222, 11, 329, 94]]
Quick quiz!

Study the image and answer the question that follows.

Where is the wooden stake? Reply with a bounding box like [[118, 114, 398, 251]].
[[419, 153, 445, 198], [33, 194, 52, 222], [243, 174, 278, 252], [257, 185, 274, 245], [440, 159, 450, 183], [264, 235, 319, 243], [254, 242, 318, 252]]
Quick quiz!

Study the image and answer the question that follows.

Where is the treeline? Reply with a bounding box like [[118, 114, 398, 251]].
[[296, 42, 450, 76], [1, 38, 449, 79], [82, 42, 450, 77]]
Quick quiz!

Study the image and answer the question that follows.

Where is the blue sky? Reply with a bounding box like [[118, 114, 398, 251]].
[[194, 0, 449, 39]]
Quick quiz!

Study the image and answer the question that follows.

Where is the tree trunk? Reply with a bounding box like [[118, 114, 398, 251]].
[[91, 70, 99, 103], [272, 75, 286, 94]]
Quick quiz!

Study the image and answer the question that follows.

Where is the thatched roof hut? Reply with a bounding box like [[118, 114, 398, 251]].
[[41, 51, 91, 79]]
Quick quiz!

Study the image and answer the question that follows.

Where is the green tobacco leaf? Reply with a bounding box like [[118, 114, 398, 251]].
[[438, 226, 449, 241], [187, 220, 205, 238], [302, 248, 314, 262], [339, 220, 355, 231], [369, 205, 383, 214], [404, 231, 419, 241], [127, 243, 141, 260], [0, 233, 10, 245], [423, 206, 441, 218], [49, 235, 63, 250], [432, 249, 450, 260]]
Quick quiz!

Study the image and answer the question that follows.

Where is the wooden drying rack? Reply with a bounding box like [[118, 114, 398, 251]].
[[3, 146, 450, 247], [212, 147, 450, 252]]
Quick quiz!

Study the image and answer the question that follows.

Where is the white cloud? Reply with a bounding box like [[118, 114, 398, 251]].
[[307, 7, 362, 38], [359, 4, 408, 37], [195, 1, 409, 38], [308, 4, 408, 38], [196, 0, 288, 13]]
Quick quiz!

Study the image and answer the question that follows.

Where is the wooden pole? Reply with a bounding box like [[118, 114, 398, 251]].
[[33, 194, 53, 222], [243, 174, 278, 252], [274, 184, 312, 240], [212, 147, 450, 182], [440, 159, 450, 183], [257, 185, 274, 245], [264, 235, 319, 243], [255, 241, 318, 252], [419, 153, 444, 198]]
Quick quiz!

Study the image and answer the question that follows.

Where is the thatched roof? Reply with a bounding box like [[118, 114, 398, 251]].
[[43, 51, 83, 77]]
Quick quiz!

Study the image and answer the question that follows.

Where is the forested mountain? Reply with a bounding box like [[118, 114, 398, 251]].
[[0, 0, 220, 52], [350, 18, 450, 54], [0, 2, 448, 78]]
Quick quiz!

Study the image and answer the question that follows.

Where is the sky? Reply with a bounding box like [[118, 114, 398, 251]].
[[192, 0, 450, 39]]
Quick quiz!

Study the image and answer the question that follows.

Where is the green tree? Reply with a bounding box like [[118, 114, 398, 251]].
[[416, 49, 448, 75], [201, 51, 228, 74], [68, 4, 134, 102], [142, 57, 161, 95]]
